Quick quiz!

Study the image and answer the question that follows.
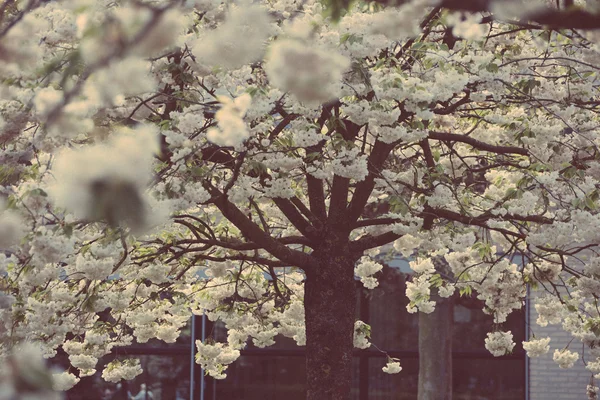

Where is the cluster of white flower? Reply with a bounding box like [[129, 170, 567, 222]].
[[587, 384, 599, 400], [587, 359, 600, 378], [484, 331, 515, 357], [553, 349, 579, 369], [353, 320, 372, 349], [206, 94, 252, 148], [409, 258, 436, 275], [263, 177, 295, 199], [52, 371, 80, 391], [535, 295, 565, 327], [102, 359, 143, 383], [331, 147, 369, 181], [354, 256, 383, 289], [406, 274, 435, 314], [83, 57, 157, 107], [382, 359, 402, 374], [522, 337, 551, 357], [195, 341, 241, 379], [369, 1, 427, 41]]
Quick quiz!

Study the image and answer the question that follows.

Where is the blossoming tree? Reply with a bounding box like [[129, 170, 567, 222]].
[[2, 0, 600, 398]]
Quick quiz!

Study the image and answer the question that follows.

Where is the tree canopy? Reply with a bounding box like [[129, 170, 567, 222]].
[[2, 0, 600, 398]]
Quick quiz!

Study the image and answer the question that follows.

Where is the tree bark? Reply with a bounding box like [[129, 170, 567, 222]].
[[418, 293, 453, 400], [304, 245, 357, 400]]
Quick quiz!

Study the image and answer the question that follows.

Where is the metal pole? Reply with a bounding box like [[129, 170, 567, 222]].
[[525, 284, 530, 400], [190, 316, 196, 400], [201, 313, 206, 400]]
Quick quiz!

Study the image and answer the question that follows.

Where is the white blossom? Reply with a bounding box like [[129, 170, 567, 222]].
[[353, 320, 371, 349], [553, 349, 579, 369], [102, 359, 143, 382], [52, 371, 80, 391], [485, 331, 515, 357], [522, 337, 551, 357], [355, 257, 383, 289], [382, 360, 402, 374], [206, 93, 252, 148]]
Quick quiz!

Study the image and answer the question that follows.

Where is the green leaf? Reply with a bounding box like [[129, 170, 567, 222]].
[[81, 294, 100, 312], [585, 195, 597, 210], [63, 224, 74, 238], [27, 188, 47, 197], [323, 0, 352, 21], [486, 63, 499, 73], [429, 274, 443, 288], [191, 166, 207, 177]]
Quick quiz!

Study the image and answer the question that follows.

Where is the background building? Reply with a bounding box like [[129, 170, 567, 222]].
[[57, 259, 537, 399]]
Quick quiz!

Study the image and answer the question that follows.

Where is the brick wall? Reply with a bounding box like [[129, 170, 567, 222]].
[[528, 292, 591, 400]]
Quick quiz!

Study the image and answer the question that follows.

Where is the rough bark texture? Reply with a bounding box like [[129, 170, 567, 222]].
[[418, 294, 453, 400], [304, 243, 357, 400]]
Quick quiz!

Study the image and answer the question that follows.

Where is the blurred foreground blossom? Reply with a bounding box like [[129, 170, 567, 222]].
[[0, 343, 62, 400], [48, 125, 159, 233], [191, 4, 272, 70], [0, 208, 24, 249], [265, 39, 350, 103], [206, 93, 252, 148]]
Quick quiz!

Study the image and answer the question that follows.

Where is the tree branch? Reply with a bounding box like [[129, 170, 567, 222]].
[[203, 183, 314, 271], [346, 141, 394, 224], [428, 131, 529, 156], [272, 197, 319, 240], [327, 175, 350, 231], [437, 0, 600, 30], [350, 231, 401, 253]]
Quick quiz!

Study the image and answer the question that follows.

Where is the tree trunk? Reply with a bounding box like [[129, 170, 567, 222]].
[[418, 293, 453, 400], [304, 247, 357, 400]]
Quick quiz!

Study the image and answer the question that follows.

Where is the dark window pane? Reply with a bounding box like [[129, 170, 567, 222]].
[[213, 355, 306, 400], [366, 357, 419, 400], [453, 358, 525, 400], [368, 267, 419, 350], [63, 354, 191, 400]]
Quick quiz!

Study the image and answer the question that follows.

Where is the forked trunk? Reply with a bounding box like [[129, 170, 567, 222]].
[[304, 249, 357, 400]]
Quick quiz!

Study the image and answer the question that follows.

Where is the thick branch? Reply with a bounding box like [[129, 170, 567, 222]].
[[347, 141, 394, 224], [272, 197, 318, 240], [433, 92, 471, 115], [428, 131, 529, 156], [307, 174, 327, 221], [354, 218, 400, 228], [305, 141, 328, 221], [327, 175, 350, 230], [204, 183, 314, 271], [291, 196, 322, 228], [421, 206, 553, 238], [350, 231, 401, 253], [437, 0, 600, 30], [189, 236, 313, 251], [269, 113, 300, 141], [419, 139, 436, 230]]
